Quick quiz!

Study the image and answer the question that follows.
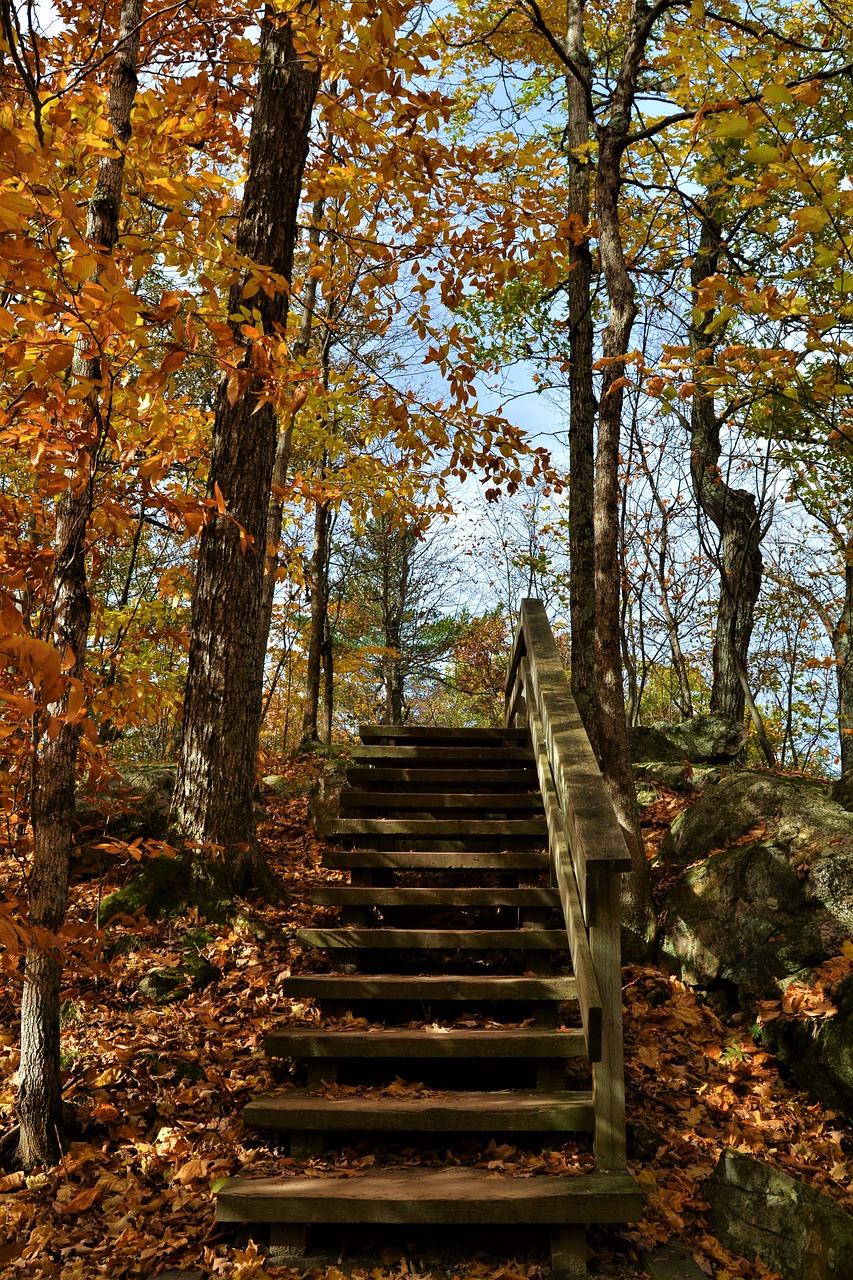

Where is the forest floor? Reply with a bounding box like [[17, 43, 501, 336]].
[[0, 759, 850, 1280]]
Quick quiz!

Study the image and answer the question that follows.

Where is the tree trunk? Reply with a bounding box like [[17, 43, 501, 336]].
[[835, 559, 853, 773], [170, 10, 319, 888], [259, 195, 325, 658], [301, 497, 330, 745], [688, 208, 764, 726], [18, 0, 144, 1171], [590, 3, 657, 953], [321, 623, 334, 744], [565, 0, 598, 752]]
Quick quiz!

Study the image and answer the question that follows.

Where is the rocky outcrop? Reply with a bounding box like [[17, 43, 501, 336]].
[[630, 714, 747, 765], [137, 953, 220, 1004], [76, 764, 176, 849], [705, 1148, 853, 1280], [659, 772, 853, 1001], [657, 769, 853, 1117], [308, 760, 349, 836], [762, 975, 853, 1122], [830, 768, 853, 812]]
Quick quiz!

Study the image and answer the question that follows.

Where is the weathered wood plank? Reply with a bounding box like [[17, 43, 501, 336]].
[[279, 974, 579, 1001], [522, 656, 603, 1063], [345, 768, 537, 788], [311, 887, 560, 907], [297, 927, 568, 950], [551, 1226, 588, 1279], [350, 745, 535, 763], [216, 1167, 643, 1225], [340, 792, 543, 811], [359, 726, 529, 743], [332, 819, 548, 837], [506, 613, 526, 705], [591, 871, 627, 1170], [264, 1027, 587, 1059], [244, 1090, 595, 1133], [322, 849, 549, 870]]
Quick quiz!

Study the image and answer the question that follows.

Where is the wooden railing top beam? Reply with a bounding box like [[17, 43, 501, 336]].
[[509, 600, 631, 876]]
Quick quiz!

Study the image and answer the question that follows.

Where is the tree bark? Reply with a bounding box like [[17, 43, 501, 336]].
[[595, 133, 653, 950], [591, 3, 657, 953], [301, 495, 330, 745], [564, 0, 598, 751], [321, 622, 334, 744], [18, 0, 143, 1171], [835, 558, 853, 773], [170, 9, 319, 888], [688, 208, 764, 727], [259, 195, 325, 660]]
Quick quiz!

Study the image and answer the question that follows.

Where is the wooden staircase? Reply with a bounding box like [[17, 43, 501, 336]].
[[217, 602, 642, 1275]]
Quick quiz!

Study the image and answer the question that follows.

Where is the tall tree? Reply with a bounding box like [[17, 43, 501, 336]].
[[169, 7, 320, 894], [17, 0, 144, 1169], [688, 205, 769, 742], [564, 2, 598, 751]]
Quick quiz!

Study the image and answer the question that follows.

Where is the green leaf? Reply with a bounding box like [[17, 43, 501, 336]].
[[709, 114, 753, 140], [746, 144, 780, 164]]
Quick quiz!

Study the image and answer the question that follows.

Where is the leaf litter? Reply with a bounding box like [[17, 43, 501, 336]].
[[0, 765, 847, 1277]]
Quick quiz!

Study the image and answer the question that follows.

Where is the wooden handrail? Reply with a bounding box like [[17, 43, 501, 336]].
[[506, 598, 627, 1171]]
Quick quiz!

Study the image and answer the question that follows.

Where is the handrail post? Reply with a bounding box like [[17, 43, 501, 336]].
[[589, 871, 626, 1170]]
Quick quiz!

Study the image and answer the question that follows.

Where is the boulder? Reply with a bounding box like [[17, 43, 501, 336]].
[[762, 975, 853, 1122], [137, 954, 219, 1005], [308, 761, 349, 837], [262, 774, 295, 799], [75, 764, 176, 850], [705, 1148, 853, 1279], [830, 769, 853, 812], [633, 761, 725, 795], [630, 714, 747, 765], [659, 772, 853, 1003]]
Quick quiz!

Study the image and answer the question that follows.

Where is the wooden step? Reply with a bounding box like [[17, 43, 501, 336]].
[[360, 726, 529, 743], [280, 974, 579, 1001], [297, 928, 567, 950], [216, 1167, 642, 1225], [264, 1027, 587, 1059], [346, 768, 537, 788], [340, 792, 543, 812], [311, 887, 560, 907], [351, 746, 535, 764], [244, 1089, 594, 1133], [323, 849, 549, 870], [332, 819, 548, 838]]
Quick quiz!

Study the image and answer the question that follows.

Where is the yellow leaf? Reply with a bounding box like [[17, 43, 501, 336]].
[[763, 84, 794, 105]]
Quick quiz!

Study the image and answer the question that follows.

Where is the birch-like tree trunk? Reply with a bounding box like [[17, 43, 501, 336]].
[[18, 0, 144, 1170]]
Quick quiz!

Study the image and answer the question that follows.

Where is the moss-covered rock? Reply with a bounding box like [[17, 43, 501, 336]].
[[658, 770, 853, 1116], [76, 765, 176, 846], [137, 954, 220, 1005], [630, 714, 747, 765], [659, 771, 853, 1002], [762, 975, 853, 1122], [308, 760, 349, 836], [706, 1148, 853, 1279], [99, 853, 234, 924], [633, 760, 726, 793]]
